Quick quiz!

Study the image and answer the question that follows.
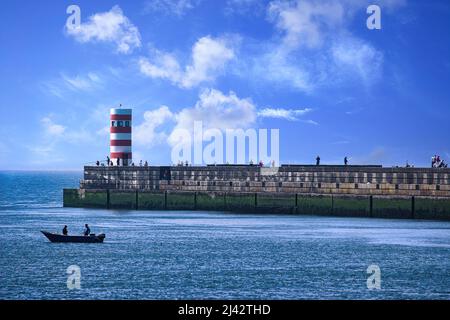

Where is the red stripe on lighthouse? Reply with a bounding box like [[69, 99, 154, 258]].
[[110, 127, 132, 133], [110, 152, 132, 159], [110, 114, 132, 120], [110, 140, 132, 146]]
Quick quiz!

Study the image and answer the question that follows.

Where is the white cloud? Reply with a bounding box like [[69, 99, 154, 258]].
[[143, 0, 200, 16], [172, 88, 256, 133], [36, 118, 66, 160], [134, 106, 175, 147], [183, 36, 236, 87], [331, 37, 383, 83], [42, 72, 103, 98], [41, 117, 66, 136], [139, 51, 182, 85], [132, 89, 316, 149], [257, 107, 312, 121], [96, 126, 110, 136], [254, 0, 392, 91], [66, 5, 141, 54], [43, 83, 65, 98], [40, 116, 95, 146], [167, 89, 257, 148], [268, 0, 344, 49], [301, 119, 319, 125], [253, 49, 314, 91], [131, 89, 258, 148], [28, 145, 56, 159], [139, 36, 236, 88], [61, 72, 102, 91]]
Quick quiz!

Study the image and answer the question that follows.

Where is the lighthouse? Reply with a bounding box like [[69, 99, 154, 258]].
[[110, 108, 132, 166]]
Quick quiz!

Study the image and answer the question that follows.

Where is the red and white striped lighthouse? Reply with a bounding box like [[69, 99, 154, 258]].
[[110, 108, 132, 166]]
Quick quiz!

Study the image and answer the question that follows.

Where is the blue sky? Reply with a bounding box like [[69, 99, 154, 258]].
[[0, 0, 449, 170]]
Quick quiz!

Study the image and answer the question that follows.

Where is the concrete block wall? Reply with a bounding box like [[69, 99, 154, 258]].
[[79, 165, 450, 198]]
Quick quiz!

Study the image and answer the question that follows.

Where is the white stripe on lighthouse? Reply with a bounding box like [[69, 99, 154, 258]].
[[110, 133, 132, 140], [110, 108, 132, 115], [110, 146, 132, 153]]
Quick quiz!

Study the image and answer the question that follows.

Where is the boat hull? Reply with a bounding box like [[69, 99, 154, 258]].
[[41, 231, 105, 243]]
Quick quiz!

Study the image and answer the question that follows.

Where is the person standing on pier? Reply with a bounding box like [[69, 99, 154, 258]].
[[344, 157, 348, 166], [117, 158, 120, 166], [316, 156, 321, 166]]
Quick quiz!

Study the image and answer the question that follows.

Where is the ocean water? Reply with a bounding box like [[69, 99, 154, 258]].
[[0, 171, 449, 300]]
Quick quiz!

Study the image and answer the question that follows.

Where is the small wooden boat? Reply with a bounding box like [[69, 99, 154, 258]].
[[41, 231, 105, 243]]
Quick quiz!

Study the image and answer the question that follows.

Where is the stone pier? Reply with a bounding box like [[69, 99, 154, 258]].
[[63, 165, 450, 220]]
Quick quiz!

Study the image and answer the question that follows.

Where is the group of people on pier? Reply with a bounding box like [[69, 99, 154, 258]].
[[248, 160, 276, 167], [176, 160, 190, 167], [95, 157, 149, 167], [90, 154, 448, 169], [432, 155, 447, 168], [316, 156, 349, 166]]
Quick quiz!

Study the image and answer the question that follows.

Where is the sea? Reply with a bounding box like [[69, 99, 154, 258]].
[[0, 171, 449, 300]]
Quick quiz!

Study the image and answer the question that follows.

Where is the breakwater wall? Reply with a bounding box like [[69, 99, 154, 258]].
[[63, 165, 450, 220]]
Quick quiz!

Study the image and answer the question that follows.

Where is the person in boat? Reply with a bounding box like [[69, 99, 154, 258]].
[[62, 225, 68, 236], [84, 224, 91, 236]]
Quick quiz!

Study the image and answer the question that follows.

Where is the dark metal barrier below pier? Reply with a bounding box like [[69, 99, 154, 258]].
[[63, 189, 450, 220]]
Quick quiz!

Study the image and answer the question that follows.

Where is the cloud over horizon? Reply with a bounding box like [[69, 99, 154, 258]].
[[132, 89, 316, 150]]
